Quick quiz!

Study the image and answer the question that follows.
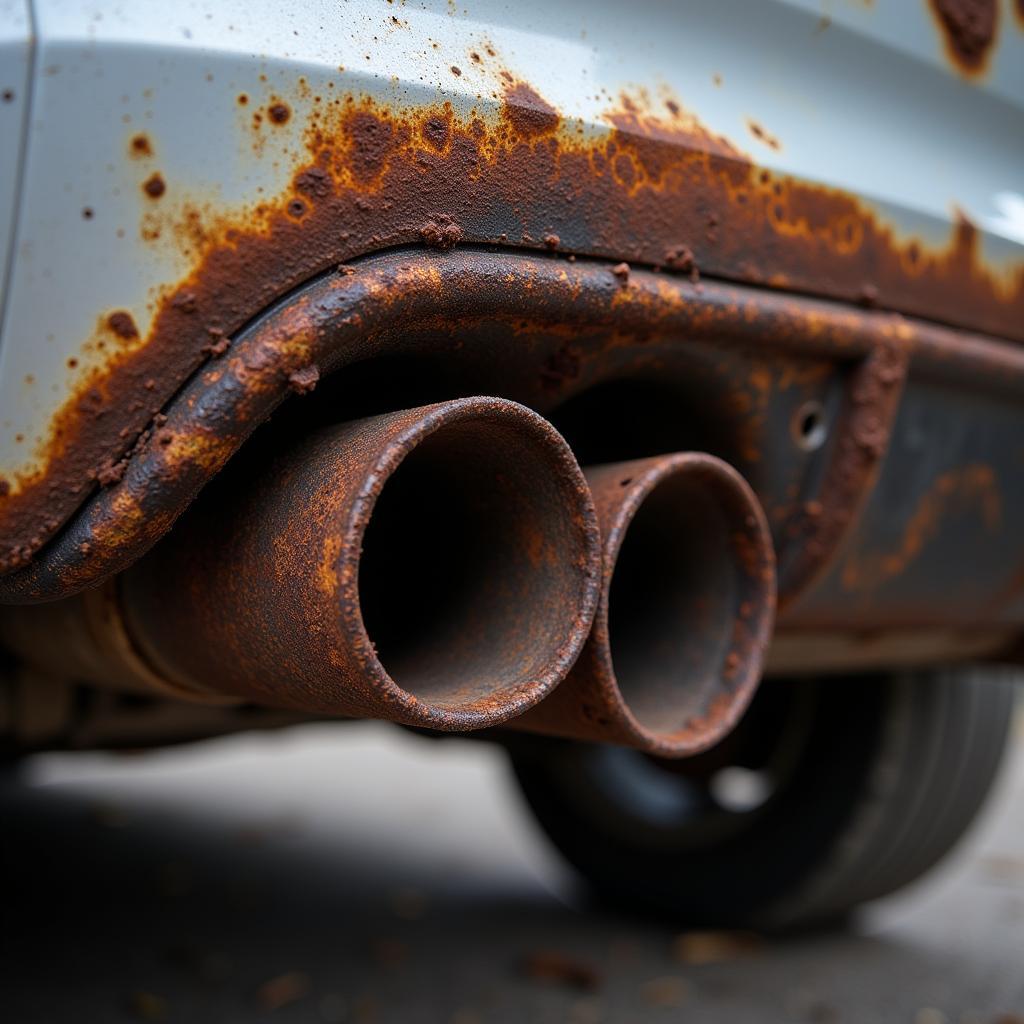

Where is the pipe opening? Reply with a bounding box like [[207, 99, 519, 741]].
[[607, 474, 740, 735], [358, 417, 585, 710]]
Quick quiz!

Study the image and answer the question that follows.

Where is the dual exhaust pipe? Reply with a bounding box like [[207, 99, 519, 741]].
[[7, 397, 776, 756]]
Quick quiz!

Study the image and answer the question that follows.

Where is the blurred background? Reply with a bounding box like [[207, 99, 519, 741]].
[[4, 705, 1022, 1024]]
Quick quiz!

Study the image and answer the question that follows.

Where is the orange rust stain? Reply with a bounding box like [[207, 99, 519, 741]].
[[840, 463, 1002, 590], [129, 133, 153, 158], [927, 0, 999, 76], [1, 77, 1023, 573]]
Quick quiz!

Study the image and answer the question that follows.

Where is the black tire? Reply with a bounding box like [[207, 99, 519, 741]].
[[510, 669, 1017, 929]]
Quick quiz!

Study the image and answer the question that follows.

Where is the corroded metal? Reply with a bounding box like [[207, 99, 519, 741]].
[[515, 453, 776, 757], [115, 397, 601, 730], [0, 248, 910, 604], [6, 248, 1024, 636], [1, 70, 1022, 575]]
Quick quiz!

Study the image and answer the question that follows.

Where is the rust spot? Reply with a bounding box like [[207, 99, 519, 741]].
[[81, 207, 94, 220], [928, 0, 998, 75], [611, 262, 630, 285], [143, 173, 166, 199], [746, 119, 781, 151], [450, 66, 462, 77], [106, 311, 139, 340], [237, 93, 248, 106], [542, 232, 560, 250], [342, 107, 410, 184], [268, 102, 291, 125], [130, 133, 153, 157], [295, 166, 332, 199], [421, 110, 452, 151], [501, 81, 559, 139]]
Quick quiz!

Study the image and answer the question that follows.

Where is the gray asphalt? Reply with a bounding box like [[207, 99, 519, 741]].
[[3, 716, 1023, 1023]]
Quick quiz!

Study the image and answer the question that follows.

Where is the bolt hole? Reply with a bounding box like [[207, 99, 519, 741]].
[[791, 400, 827, 452]]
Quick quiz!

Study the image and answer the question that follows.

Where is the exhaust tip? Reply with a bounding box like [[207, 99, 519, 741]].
[[344, 398, 602, 727], [122, 397, 601, 731], [517, 452, 776, 757]]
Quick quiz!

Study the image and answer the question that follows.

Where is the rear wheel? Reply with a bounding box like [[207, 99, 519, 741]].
[[511, 669, 1016, 928]]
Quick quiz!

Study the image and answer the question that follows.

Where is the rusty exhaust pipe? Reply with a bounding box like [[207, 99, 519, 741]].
[[515, 453, 776, 756], [103, 397, 601, 729]]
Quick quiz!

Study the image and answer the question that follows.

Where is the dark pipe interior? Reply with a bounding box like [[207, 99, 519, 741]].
[[548, 379, 742, 468], [607, 474, 740, 734], [358, 419, 583, 709]]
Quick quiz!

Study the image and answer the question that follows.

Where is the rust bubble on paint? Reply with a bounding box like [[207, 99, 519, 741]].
[[130, 133, 153, 158], [268, 101, 291, 125], [143, 172, 166, 199], [106, 311, 139, 340]]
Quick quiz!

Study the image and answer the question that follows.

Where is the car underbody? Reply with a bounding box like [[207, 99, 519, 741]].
[[1, 0, 1022, 927]]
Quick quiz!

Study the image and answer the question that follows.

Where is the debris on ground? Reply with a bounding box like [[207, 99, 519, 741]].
[[520, 950, 601, 991], [256, 971, 311, 1011], [127, 991, 168, 1020], [672, 930, 761, 965], [639, 974, 689, 1007]]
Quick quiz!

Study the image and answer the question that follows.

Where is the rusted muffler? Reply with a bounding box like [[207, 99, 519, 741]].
[[97, 397, 600, 729], [514, 453, 776, 756]]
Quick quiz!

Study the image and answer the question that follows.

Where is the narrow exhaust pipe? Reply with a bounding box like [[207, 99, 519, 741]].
[[515, 453, 776, 756], [2, 398, 601, 730]]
